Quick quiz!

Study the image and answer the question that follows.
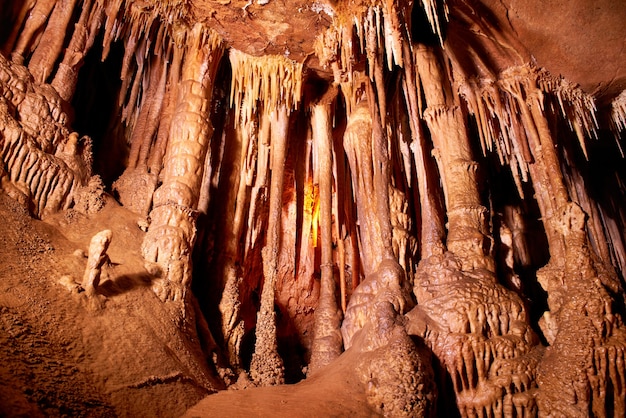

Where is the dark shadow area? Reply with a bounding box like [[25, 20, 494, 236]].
[[410, 0, 448, 46], [97, 272, 154, 297], [71, 35, 126, 187]]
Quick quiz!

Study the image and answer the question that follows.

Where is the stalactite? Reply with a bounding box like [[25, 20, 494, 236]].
[[27, 0, 80, 84], [308, 90, 343, 375], [51, 0, 104, 102], [229, 49, 303, 128], [1, 1, 35, 57], [612, 89, 626, 145], [331, 122, 357, 303], [10, 0, 57, 63], [148, 41, 183, 174], [401, 40, 445, 259], [141, 23, 223, 302]]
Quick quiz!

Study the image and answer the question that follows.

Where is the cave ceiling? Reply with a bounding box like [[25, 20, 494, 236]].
[[190, 0, 626, 99]]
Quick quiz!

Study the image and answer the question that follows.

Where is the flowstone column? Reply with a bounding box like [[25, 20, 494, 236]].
[[414, 44, 491, 270], [226, 49, 303, 386], [249, 106, 289, 386], [308, 92, 343, 375], [496, 67, 626, 417], [407, 45, 541, 417], [142, 24, 223, 302]]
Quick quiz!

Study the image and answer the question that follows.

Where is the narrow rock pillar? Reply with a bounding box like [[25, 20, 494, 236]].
[[250, 105, 289, 386], [309, 94, 343, 375]]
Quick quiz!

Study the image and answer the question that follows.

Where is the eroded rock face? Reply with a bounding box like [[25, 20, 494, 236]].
[[0, 53, 92, 218], [342, 259, 436, 416], [409, 252, 541, 416]]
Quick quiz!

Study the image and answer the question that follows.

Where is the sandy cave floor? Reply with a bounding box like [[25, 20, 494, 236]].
[[0, 192, 212, 417], [0, 192, 377, 417]]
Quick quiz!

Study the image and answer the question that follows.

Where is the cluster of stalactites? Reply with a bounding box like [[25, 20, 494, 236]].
[[459, 64, 599, 197], [612, 89, 626, 154], [106, 0, 216, 132], [229, 49, 303, 125], [100, 0, 192, 60], [316, 4, 403, 83], [3, 0, 193, 104], [315, 0, 448, 81]]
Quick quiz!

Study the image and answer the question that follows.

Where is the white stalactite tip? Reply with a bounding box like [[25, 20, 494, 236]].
[[229, 49, 303, 125], [612, 90, 626, 132], [458, 64, 599, 194]]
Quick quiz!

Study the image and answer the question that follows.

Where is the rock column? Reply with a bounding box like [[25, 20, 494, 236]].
[[142, 24, 223, 302]]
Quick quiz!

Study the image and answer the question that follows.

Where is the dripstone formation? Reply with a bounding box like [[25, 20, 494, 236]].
[[0, 0, 625, 416]]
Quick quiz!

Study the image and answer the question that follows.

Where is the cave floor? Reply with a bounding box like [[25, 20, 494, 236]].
[[0, 192, 377, 417], [0, 193, 212, 417]]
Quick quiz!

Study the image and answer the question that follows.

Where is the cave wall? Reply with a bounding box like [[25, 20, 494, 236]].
[[1, 0, 626, 415]]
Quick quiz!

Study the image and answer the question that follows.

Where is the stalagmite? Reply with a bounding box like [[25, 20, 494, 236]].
[[454, 62, 626, 417], [536, 202, 626, 417], [308, 91, 343, 375], [142, 24, 223, 302], [0, 53, 88, 218], [81, 229, 112, 296], [249, 105, 289, 386]]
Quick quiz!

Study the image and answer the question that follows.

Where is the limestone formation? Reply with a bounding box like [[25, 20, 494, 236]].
[[141, 24, 223, 302], [308, 91, 343, 375], [81, 229, 112, 296], [0, 0, 626, 416]]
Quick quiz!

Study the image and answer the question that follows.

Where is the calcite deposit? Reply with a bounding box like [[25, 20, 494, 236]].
[[0, 0, 625, 416]]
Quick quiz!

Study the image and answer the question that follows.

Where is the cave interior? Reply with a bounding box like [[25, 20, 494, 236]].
[[0, 0, 626, 416]]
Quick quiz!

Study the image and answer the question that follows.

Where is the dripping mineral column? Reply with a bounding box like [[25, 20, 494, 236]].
[[414, 44, 491, 269], [142, 24, 223, 302], [498, 69, 569, 260], [401, 41, 446, 258], [50, 0, 103, 102], [27, 0, 81, 83], [342, 88, 395, 277], [218, 116, 258, 370], [250, 106, 289, 386], [309, 93, 343, 374]]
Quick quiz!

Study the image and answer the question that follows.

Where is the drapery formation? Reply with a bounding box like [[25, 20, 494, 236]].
[[1, 0, 626, 415]]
